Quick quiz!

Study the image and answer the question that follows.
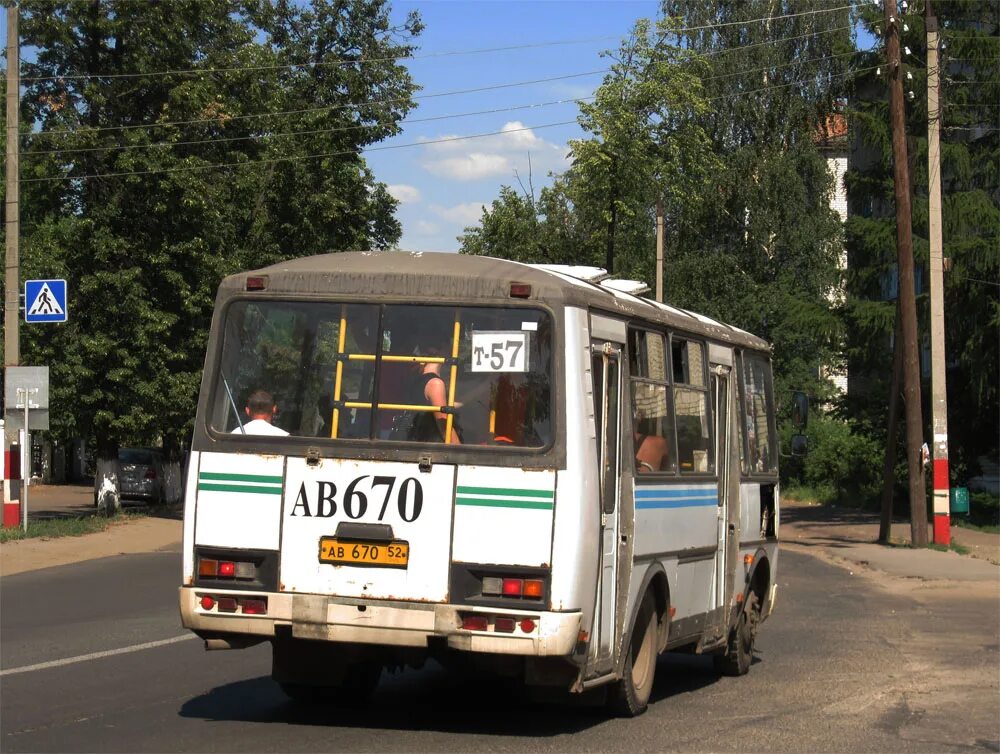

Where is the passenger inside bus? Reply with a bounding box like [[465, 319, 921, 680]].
[[634, 416, 670, 473], [233, 389, 289, 436]]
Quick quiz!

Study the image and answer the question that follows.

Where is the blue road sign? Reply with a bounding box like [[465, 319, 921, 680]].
[[24, 279, 68, 323]]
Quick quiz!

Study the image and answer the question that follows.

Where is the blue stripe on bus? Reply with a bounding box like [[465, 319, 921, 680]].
[[634, 488, 716, 499], [635, 497, 718, 509], [634, 487, 717, 509]]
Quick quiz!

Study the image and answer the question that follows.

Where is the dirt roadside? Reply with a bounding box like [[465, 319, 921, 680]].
[[0, 515, 182, 577]]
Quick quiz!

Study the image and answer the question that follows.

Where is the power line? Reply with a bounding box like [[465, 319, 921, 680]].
[[25, 69, 608, 139], [19, 5, 853, 84], [26, 50, 865, 160], [24, 26, 858, 144], [21, 121, 579, 184], [22, 66, 881, 185], [24, 96, 592, 158]]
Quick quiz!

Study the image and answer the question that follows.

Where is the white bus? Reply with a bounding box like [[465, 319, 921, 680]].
[[180, 252, 785, 716]]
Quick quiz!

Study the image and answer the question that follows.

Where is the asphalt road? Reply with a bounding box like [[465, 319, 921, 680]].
[[2, 549, 998, 753]]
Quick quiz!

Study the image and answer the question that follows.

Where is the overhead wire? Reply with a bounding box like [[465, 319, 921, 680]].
[[21, 67, 881, 184], [23, 25, 858, 147], [26, 49, 868, 159], [18, 4, 853, 84]]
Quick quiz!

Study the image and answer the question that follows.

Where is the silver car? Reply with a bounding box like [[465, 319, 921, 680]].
[[118, 448, 165, 504]]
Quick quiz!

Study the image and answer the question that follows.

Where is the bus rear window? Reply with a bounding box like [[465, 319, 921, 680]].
[[210, 301, 553, 448]]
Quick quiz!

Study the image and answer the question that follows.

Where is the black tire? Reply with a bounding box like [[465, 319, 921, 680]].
[[279, 661, 382, 706], [715, 591, 760, 677], [608, 595, 658, 717]]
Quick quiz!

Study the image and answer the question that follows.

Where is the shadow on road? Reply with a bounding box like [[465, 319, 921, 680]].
[[780, 502, 891, 549], [178, 654, 725, 733]]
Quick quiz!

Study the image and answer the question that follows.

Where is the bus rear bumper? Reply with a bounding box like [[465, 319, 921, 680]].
[[179, 587, 581, 657]]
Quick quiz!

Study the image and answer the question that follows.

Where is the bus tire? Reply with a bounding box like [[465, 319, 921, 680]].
[[715, 591, 759, 677], [608, 594, 658, 717]]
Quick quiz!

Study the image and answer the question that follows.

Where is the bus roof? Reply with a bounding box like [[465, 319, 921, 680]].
[[222, 251, 771, 352]]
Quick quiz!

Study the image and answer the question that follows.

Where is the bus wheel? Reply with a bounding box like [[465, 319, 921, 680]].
[[608, 595, 658, 717], [715, 591, 760, 677]]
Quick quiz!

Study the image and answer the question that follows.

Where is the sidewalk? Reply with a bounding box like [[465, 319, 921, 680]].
[[781, 498, 1000, 582], [1, 482, 182, 577]]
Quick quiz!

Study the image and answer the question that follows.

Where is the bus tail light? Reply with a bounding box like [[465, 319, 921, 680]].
[[520, 619, 536, 634], [217, 597, 238, 613], [502, 578, 523, 596], [462, 615, 489, 631], [509, 283, 532, 298], [200, 595, 215, 610], [482, 577, 503, 595], [523, 579, 544, 598], [240, 598, 268, 615], [494, 617, 516, 633], [198, 556, 256, 581]]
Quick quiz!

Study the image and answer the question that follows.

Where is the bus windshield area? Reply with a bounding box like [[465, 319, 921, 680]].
[[210, 301, 553, 448]]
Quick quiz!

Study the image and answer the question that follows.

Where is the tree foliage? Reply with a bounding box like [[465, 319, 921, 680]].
[[2, 0, 421, 456], [460, 0, 851, 412], [845, 0, 999, 478]]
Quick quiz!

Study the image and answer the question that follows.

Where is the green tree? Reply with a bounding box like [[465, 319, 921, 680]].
[[3, 0, 420, 506], [844, 0, 998, 483], [660, 0, 853, 410]]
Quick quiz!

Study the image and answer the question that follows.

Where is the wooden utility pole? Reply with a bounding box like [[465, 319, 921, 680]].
[[5, 3, 19, 368], [655, 199, 664, 302], [926, 2, 951, 545], [878, 303, 903, 543], [884, 0, 928, 546]]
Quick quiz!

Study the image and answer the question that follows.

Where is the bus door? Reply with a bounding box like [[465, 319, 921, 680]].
[[709, 355, 738, 637], [589, 337, 623, 669]]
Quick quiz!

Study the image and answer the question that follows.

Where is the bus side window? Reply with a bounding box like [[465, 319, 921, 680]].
[[627, 328, 674, 474], [671, 337, 713, 474]]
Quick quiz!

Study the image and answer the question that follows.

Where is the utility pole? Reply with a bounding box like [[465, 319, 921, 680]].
[[655, 198, 664, 302], [884, 0, 928, 546], [4, 4, 21, 528], [925, 1, 950, 545], [5, 3, 19, 368], [878, 303, 903, 543]]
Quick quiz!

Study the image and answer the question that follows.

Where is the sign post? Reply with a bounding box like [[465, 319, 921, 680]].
[[4, 367, 49, 531]]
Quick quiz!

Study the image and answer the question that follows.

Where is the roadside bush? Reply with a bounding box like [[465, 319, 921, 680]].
[[781, 415, 882, 506]]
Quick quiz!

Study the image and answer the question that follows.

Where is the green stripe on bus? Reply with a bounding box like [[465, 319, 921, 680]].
[[456, 497, 554, 510], [456, 486, 554, 499], [198, 483, 283, 495], [199, 472, 283, 484]]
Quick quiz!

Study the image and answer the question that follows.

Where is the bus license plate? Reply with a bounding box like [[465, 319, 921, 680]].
[[319, 538, 409, 568]]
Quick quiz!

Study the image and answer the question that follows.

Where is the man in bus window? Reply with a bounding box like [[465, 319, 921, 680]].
[[633, 408, 669, 472], [234, 390, 289, 436]]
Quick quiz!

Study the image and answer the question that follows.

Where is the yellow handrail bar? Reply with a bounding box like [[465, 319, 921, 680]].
[[444, 315, 461, 443], [330, 306, 347, 439]]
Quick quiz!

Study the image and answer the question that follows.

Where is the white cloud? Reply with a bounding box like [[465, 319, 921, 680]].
[[414, 219, 440, 235], [387, 184, 422, 204], [423, 153, 511, 181], [419, 121, 569, 182], [430, 202, 487, 226]]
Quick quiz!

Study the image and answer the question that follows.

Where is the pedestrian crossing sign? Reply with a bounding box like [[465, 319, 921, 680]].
[[24, 279, 68, 323]]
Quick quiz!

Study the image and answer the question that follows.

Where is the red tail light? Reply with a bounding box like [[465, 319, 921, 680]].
[[494, 617, 516, 633], [217, 597, 238, 613], [218, 561, 236, 577], [199, 595, 215, 610], [502, 578, 523, 596], [144, 468, 157, 480], [462, 615, 489, 631], [240, 598, 267, 615]]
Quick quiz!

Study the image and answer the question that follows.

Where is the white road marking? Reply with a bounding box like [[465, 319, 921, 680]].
[[0, 634, 197, 677]]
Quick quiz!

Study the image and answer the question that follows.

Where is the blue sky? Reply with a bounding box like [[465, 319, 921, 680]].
[[366, 1, 661, 252]]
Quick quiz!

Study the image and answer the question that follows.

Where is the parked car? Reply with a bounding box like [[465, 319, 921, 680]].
[[118, 447, 166, 504]]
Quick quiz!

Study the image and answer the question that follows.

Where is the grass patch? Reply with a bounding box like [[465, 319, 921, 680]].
[[0, 510, 147, 543], [952, 518, 1000, 534], [781, 485, 837, 505], [927, 542, 971, 555]]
